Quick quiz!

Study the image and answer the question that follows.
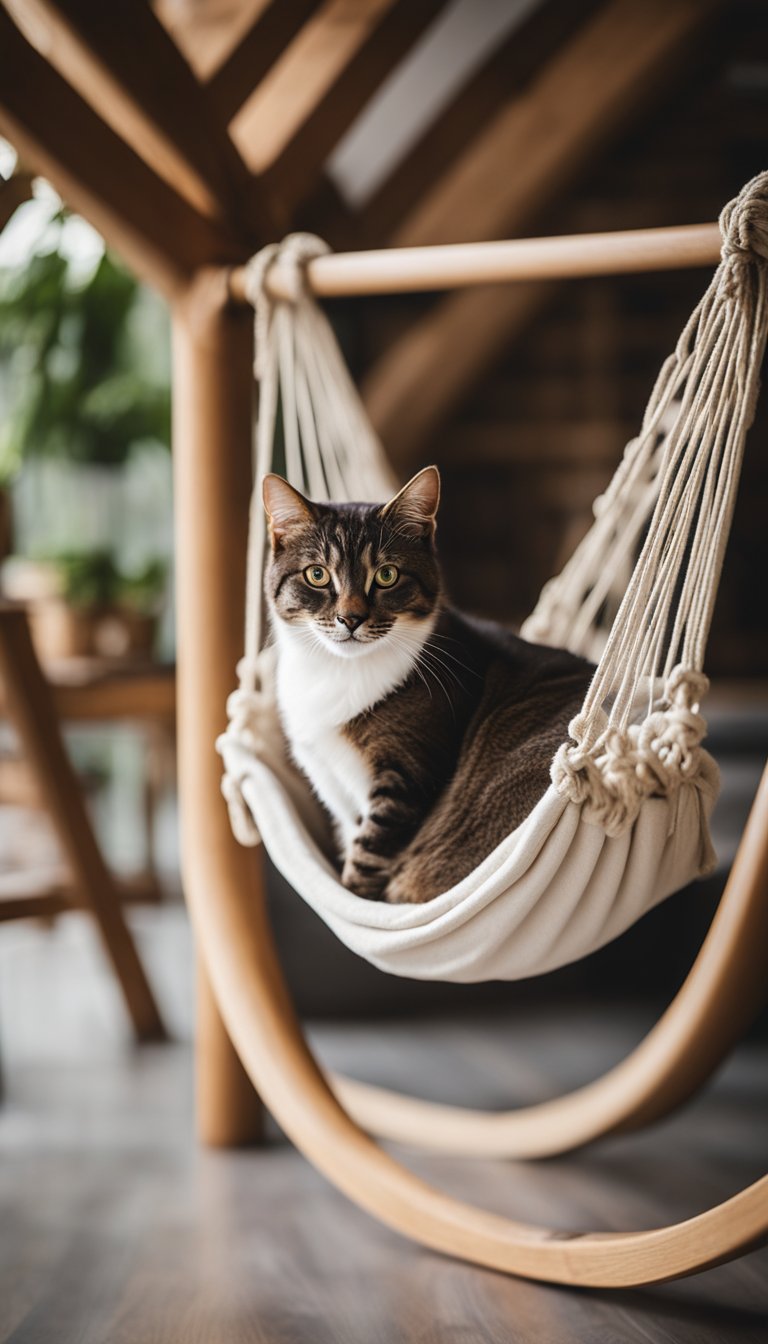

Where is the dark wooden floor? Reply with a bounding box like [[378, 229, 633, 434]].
[[0, 910, 766, 1343]]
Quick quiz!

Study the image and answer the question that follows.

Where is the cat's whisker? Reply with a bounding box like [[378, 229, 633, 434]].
[[412, 638, 466, 690], [416, 654, 456, 715], [424, 637, 479, 679], [383, 632, 435, 702], [418, 651, 468, 711], [380, 633, 458, 713]]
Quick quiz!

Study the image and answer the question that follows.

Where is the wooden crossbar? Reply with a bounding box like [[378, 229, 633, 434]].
[[227, 222, 722, 303]]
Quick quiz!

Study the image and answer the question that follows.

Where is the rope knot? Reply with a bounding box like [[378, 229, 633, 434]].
[[567, 708, 607, 748], [719, 170, 768, 296], [634, 666, 708, 792], [664, 664, 709, 711], [244, 233, 331, 378]]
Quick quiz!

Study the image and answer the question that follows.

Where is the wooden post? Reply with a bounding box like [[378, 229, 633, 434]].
[[172, 268, 264, 1146]]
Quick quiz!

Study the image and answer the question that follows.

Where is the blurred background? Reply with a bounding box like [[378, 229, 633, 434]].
[[0, 3, 766, 1338], [0, 0, 766, 1045]]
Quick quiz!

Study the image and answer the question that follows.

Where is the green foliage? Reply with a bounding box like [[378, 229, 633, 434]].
[[38, 547, 167, 613], [0, 207, 170, 476]]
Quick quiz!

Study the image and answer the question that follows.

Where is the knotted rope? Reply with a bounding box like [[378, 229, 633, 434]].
[[531, 170, 768, 832], [220, 233, 396, 844]]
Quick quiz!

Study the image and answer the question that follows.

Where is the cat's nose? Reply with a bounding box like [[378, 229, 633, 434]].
[[336, 610, 366, 633]]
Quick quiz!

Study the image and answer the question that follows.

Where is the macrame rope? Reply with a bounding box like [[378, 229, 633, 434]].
[[220, 233, 396, 844], [220, 172, 768, 846], [537, 170, 768, 832]]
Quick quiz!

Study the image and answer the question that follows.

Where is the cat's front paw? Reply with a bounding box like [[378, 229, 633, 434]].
[[341, 854, 388, 901]]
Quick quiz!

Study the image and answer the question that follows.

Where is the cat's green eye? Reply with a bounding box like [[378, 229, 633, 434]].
[[304, 564, 330, 588], [374, 564, 399, 588]]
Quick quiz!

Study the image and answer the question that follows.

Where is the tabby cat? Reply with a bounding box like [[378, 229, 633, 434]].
[[263, 466, 593, 904]]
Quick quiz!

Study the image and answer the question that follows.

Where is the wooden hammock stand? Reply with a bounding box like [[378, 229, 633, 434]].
[[1, 0, 765, 1289]]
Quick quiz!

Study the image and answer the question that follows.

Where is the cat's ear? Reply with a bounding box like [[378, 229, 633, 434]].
[[380, 465, 440, 539], [262, 474, 316, 548]]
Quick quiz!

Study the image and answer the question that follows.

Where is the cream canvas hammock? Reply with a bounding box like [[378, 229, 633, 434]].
[[218, 171, 768, 984]]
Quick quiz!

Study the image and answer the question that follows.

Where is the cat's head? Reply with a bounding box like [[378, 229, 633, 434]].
[[263, 466, 441, 657]]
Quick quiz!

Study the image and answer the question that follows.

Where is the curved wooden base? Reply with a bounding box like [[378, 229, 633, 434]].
[[184, 789, 768, 1287], [332, 765, 768, 1158], [174, 290, 768, 1288]]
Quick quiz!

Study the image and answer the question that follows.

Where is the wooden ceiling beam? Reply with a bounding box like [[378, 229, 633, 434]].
[[360, 0, 602, 243], [265, 0, 445, 221], [205, 0, 323, 126], [393, 0, 718, 250], [362, 0, 719, 468], [6, 0, 273, 239], [153, 0, 270, 83], [231, 0, 444, 225], [0, 6, 236, 298]]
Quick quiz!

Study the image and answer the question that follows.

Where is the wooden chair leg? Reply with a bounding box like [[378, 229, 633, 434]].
[[174, 271, 768, 1285], [331, 761, 768, 1157], [0, 604, 166, 1042]]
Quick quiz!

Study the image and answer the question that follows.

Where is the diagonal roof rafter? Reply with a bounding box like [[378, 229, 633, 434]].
[[4, 0, 276, 241], [361, 0, 721, 466], [205, 0, 324, 127], [230, 0, 445, 225], [0, 4, 240, 297], [359, 0, 605, 244]]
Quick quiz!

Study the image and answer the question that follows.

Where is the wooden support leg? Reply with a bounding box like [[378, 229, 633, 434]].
[[172, 268, 264, 1147], [196, 959, 264, 1146], [0, 605, 166, 1042]]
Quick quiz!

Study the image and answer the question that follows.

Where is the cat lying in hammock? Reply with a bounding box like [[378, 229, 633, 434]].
[[263, 466, 593, 904]]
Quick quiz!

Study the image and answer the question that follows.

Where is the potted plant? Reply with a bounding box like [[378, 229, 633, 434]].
[[3, 548, 167, 661]]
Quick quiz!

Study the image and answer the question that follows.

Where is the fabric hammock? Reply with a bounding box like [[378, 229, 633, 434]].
[[218, 171, 768, 984]]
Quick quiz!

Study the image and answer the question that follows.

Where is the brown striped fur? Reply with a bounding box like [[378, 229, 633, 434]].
[[264, 468, 593, 903]]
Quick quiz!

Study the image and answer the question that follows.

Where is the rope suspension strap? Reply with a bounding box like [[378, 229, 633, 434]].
[[530, 170, 768, 834], [220, 234, 396, 846]]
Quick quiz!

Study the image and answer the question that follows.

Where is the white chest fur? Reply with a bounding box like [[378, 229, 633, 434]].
[[274, 619, 431, 851]]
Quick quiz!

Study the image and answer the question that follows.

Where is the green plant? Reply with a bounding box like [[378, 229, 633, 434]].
[[0, 205, 170, 476], [39, 548, 167, 614]]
